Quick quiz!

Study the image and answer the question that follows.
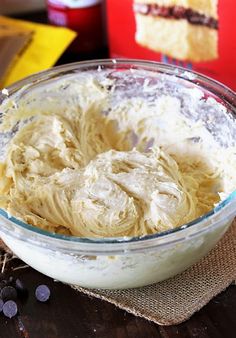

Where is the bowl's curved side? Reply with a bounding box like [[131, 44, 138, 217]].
[[0, 216, 233, 289], [0, 60, 236, 289]]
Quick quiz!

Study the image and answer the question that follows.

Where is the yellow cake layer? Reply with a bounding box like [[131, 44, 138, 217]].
[[135, 14, 218, 62]]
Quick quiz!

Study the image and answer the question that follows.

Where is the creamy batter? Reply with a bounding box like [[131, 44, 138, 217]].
[[0, 71, 235, 237]]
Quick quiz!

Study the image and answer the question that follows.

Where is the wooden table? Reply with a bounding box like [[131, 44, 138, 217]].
[[1, 10, 235, 338], [0, 258, 236, 338]]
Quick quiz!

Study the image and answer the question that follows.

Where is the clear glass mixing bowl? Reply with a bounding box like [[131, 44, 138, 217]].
[[0, 60, 235, 289]]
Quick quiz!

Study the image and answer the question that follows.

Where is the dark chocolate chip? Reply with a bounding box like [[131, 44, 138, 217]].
[[15, 279, 24, 291], [35, 285, 51, 302], [15, 278, 26, 294], [8, 276, 15, 285], [1, 286, 17, 301], [3, 300, 18, 318]]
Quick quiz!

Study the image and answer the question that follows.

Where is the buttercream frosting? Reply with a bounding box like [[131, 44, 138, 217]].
[[0, 71, 235, 237]]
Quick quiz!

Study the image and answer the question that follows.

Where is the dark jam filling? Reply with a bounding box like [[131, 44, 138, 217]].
[[133, 3, 218, 29]]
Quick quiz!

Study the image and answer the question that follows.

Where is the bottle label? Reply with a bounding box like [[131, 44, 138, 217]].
[[47, 0, 101, 8]]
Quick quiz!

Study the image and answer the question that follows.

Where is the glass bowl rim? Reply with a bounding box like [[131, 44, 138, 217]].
[[0, 58, 236, 246]]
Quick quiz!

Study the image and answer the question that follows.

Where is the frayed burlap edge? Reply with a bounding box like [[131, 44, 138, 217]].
[[1, 222, 236, 326], [72, 221, 236, 326]]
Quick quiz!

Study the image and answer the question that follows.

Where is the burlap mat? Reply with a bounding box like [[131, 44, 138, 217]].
[[1, 221, 236, 326]]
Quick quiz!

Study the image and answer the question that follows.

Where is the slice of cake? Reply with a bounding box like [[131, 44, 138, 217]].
[[133, 0, 219, 62]]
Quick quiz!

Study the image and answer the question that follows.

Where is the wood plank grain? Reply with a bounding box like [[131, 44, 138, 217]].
[[0, 259, 235, 338]]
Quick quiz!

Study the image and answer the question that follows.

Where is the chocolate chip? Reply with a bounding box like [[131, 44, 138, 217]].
[[0, 299, 3, 312], [15, 278, 27, 295], [8, 276, 15, 285], [35, 285, 50, 302], [3, 300, 18, 318], [1, 286, 17, 301], [15, 279, 24, 291]]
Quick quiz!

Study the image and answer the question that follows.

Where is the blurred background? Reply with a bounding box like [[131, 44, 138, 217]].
[[0, 0, 45, 14], [0, 0, 235, 89], [0, 0, 107, 88]]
